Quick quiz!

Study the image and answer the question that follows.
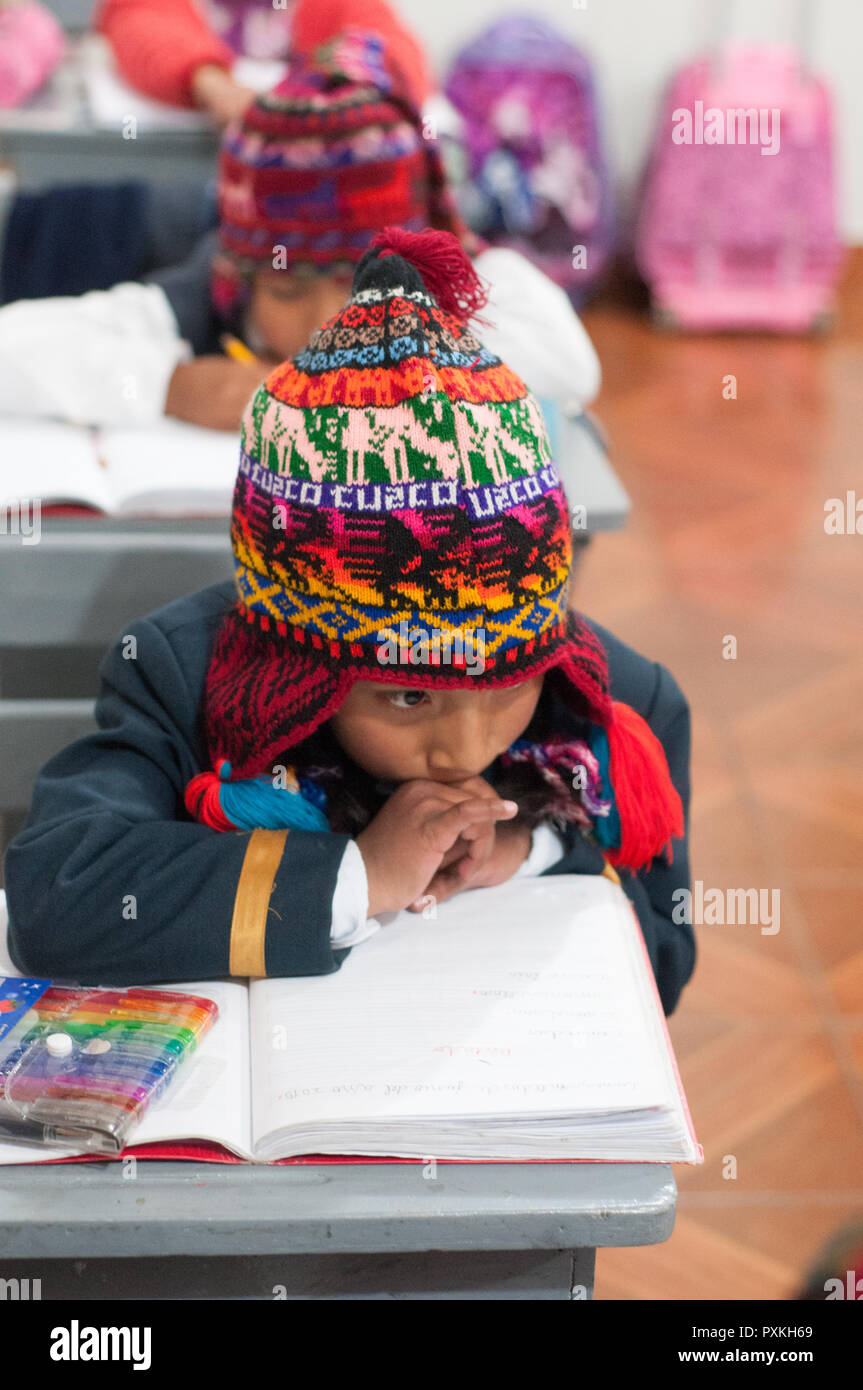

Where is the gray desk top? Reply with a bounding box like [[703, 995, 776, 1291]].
[[556, 411, 629, 532], [0, 1159, 676, 1258]]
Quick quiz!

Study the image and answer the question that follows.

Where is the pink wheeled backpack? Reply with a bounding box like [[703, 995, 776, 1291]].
[[635, 41, 844, 332]]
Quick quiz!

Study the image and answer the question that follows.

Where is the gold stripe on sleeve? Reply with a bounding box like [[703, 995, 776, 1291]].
[[229, 828, 289, 977]]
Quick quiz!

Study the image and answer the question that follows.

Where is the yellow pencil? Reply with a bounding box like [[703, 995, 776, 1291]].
[[220, 333, 258, 365]]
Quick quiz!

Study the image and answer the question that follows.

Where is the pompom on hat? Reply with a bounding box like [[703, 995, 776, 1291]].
[[189, 227, 683, 871]]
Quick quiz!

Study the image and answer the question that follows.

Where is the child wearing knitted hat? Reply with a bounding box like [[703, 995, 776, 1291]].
[[5, 229, 694, 1016], [0, 14, 599, 432]]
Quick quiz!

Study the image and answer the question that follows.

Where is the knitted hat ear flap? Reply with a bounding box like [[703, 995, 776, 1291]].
[[543, 635, 683, 872], [198, 605, 358, 783], [543, 613, 614, 728], [211, 252, 251, 328]]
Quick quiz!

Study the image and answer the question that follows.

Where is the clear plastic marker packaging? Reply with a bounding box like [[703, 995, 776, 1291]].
[[0, 984, 218, 1155]]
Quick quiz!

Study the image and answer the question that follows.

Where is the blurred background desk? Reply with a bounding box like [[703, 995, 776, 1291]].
[[0, 517, 232, 848], [0, 45, 219, 192]]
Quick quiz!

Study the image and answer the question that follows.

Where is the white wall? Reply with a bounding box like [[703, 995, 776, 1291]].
[[401, 0, 863, 243]]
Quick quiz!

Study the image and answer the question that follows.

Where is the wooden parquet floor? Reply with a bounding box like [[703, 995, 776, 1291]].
[[578, 258, 863, 1301]]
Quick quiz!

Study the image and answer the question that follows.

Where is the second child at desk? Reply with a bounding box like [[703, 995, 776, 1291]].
[[0, 21, 599, 432], [6, 230, 694, 1017]]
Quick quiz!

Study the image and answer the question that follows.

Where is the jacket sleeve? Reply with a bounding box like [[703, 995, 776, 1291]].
[[0, 282, 191, 426], [95, 0, 234, 108], [473, 247, 601, 411], [542, 664, 695, 1016], [3, 617, 354, 986]]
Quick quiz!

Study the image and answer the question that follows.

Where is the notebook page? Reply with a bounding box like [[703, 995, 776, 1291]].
[[97, 419, 239, 516], [249, 876, 678, 1153], [0, 418, 109, 512]]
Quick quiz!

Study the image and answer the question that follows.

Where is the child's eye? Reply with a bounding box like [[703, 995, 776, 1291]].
[[387, 690, 428, 710]]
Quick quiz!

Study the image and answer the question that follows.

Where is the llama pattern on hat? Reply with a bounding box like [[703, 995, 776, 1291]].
[[242, 393, 552, 488]]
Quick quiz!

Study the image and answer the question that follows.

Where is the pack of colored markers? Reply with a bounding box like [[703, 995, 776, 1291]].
[[0, 977, 218, 1155]]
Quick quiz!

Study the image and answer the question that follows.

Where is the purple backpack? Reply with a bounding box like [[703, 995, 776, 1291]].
[[443, 16, 613, 305], [635, 42, 844, 332]]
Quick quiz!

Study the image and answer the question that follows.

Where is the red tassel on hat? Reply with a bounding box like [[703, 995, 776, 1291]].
[[370, 226, 489, 324], [604, 701, 684, 872], [184, 769, 236, 832]]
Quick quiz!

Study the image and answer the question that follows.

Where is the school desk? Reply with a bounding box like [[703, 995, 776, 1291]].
[[0, 101, 219, 195], [0, 1158, 675, 1299]]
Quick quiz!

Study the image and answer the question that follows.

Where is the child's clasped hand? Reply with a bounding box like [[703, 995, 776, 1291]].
[[355, 777, 526, 919]]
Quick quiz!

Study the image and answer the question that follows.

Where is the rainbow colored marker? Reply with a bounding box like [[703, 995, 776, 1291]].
[[0, 983, 218, 1154]]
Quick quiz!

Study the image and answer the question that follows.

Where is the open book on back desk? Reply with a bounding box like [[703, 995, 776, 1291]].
[[0, 417, 238, 518], [0, 877, 702, 1165]]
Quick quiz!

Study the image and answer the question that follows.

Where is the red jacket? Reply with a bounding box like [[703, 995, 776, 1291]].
[[95, 0, 433, 109]]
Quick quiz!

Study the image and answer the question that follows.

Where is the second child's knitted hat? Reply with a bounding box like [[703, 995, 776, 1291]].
[[212, 27, 468, 321], [189, 228, 683, 871]]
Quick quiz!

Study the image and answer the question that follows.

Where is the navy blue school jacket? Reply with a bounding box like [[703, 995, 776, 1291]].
[[4, 582, 695, 1014]]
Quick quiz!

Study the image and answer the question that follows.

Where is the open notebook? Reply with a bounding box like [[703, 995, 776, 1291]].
[[0, 877, 701, 1165], [0, 417, 238, 517]]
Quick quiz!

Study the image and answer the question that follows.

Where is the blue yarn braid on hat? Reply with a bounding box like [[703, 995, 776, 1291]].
[[184, 761, 329, 832]]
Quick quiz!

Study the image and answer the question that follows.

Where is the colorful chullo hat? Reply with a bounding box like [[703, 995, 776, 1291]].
[[212, 26, 470, 323], [188, 227, 683, 871]]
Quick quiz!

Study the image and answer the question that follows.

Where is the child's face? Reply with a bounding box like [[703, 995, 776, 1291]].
[[249, 270, 351, 361], [328, 676, 546, 785]]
